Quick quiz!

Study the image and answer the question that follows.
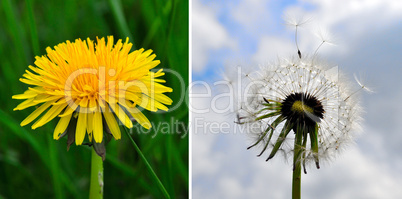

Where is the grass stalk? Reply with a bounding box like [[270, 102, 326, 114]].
[[47, 134, 64, 199], [25, 0, 40, 55], [107, 0, 135, 48], [2, 0, 28, 65], [123, 127, 171, 199]]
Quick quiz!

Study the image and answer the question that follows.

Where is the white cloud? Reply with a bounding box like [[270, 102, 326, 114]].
[[303, 145, 402, 199], [192, 0, 236, 73], [191, 85, 222, 177], [230, 0, 273, 34], [252, 36, 295, 64], [217, 176, 244, 199], [303, 0, 402, 28]]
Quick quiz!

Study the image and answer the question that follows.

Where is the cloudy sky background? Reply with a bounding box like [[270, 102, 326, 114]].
[[191, 0, 402, 198]]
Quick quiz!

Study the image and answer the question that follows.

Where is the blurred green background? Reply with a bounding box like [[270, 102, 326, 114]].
[[0, 0, 188, 198]]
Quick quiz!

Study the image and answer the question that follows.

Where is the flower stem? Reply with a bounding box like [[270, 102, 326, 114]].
[[89, 148, 103, 199], [292, 128, 303, 199], [292, 158, 302, 199]]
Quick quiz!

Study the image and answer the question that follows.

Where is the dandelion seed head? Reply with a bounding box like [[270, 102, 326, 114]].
[[238, 56, 362, 167]]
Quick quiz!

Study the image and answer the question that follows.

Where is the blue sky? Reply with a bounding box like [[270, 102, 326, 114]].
[[193, 0, 318, 81], [192, 0, 402, 198]]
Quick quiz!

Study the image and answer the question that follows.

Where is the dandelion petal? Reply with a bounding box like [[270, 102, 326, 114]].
[[103, 104, 121, 140], [130, 107, 152, 129], [93, 108, 103, 143], [54, 114, 72, 140], [76, 111, 88, 145], [20, 100, 55, 126]]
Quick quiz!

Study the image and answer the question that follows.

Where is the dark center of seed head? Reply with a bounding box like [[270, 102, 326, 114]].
[[281, 92, 325, 127]]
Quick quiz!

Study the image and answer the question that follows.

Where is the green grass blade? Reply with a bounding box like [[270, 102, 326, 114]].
[[2, 0, 28, 65], [107, 0, 134, 48], [47, 133, 64, 199], [0, 109, 48, 165], [25, 0, 40, 56], [165, 134, 176, 199], [123, 127, 171, 199]]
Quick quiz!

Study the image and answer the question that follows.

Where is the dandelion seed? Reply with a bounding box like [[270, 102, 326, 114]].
[[313, 28, 337, 57], [12, 36, 173, 158], [354, 73, 374, 93], [315, 28, 336, 46], [283, 13, 312, 28], [283, 13, 313, 59]]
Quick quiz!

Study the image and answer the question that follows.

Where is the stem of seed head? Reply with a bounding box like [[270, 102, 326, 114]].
[[295, 26, 302, 59], [313, 41, 325, 59], [345, 86, 364, 101]]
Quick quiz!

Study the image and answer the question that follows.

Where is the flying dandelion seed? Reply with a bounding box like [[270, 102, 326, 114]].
[[12, 36, 173, 159]]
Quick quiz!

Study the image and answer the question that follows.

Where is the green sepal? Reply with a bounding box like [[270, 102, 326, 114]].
[[301, 131, 308, 174], [255, 111, 281, 121], [266, 119, 293, 161], [261, 99, 281, 104], [254, 107, 273, 115], [261, 102, 282, 107], [256, 115, 285, 156], [255, 106, 279, 115], [247, 126, 271, 150], [310, 124, 320, 169], [93, 138, 106, 161]]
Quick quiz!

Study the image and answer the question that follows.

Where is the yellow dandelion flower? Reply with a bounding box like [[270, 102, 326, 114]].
[[13, 36, 172, 147]]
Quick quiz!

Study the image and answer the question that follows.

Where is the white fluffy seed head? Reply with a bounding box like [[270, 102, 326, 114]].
[[236, 56, 362, 166]]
